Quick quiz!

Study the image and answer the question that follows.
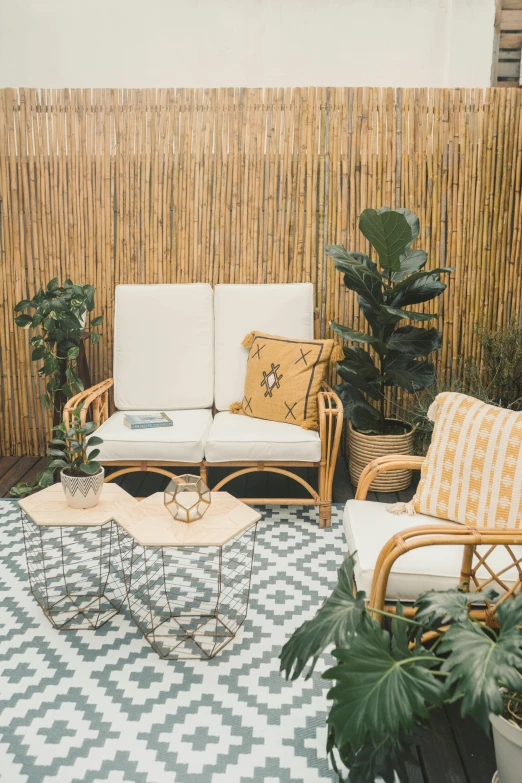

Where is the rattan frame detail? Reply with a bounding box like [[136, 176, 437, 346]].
[[64, 380, 343, 527], [355, 456, 522, 620]]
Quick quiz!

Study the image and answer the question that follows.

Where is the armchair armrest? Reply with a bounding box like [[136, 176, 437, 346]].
[[318, 385, 344, 446], [317, 387, 344, 520], [63, 378, 114, 429], [355, 455, 425, 500]]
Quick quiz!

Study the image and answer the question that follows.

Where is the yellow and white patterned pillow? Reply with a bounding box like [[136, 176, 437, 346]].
[[412, 392, 522, 529]]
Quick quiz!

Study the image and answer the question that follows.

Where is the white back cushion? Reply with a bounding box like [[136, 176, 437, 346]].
[[114, 284, 214, 410], [214, 283, 314, 411]]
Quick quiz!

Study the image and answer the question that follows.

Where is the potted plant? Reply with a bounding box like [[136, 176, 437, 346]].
[[47, 405, 105, 509], [491, 703, 522, 783], [280, 555, 522, 783], [11, 277, 103, 498], [326, 207, 453, 491], [14, 277, 103, 420]]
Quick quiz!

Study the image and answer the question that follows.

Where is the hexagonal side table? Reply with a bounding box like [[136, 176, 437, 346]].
[[19, 483, 142, 630], [118, 492, 261, 659]]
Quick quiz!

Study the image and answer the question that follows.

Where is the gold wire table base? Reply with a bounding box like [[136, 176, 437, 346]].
[[21, 506, 258, 657], [21, 513, 131, 631], [119, 523, 258, 660]]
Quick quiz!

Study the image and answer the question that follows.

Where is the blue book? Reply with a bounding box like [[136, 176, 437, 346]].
[[124, 412, 173, 429]]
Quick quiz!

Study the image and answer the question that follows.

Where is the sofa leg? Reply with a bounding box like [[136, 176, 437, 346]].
[[319, 501, 332, 528], [200, 464, 209, 485]]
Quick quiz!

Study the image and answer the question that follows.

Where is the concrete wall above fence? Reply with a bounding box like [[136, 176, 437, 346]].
[[0, 0, 496, 88]]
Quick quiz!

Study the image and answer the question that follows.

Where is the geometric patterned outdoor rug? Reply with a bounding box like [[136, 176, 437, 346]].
[[0, 500, 346, 783]]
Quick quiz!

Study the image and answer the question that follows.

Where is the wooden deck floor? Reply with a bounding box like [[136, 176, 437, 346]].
[[0, 455, 497, 782]]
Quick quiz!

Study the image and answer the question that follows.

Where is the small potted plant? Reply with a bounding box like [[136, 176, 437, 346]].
[[326, 207, 453, 491], [47, 406, 105, 509], [280, 555, 522, 783]]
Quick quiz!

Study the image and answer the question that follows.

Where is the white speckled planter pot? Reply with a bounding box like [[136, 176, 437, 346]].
[[490, 713, 522, 783], [60, 467, 105, 509]]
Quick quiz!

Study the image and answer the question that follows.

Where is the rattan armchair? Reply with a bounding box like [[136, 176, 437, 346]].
[[349, 455, 522, 619]]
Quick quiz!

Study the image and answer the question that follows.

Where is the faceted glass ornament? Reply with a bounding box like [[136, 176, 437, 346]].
[[164, 474, 211, 523]]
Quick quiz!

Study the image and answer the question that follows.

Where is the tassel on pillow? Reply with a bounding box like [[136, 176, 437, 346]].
[[229, 401, 243, 415], [242, 331, 256, 350], [330, 344, 344, 363], [301, 418, 319, 431]]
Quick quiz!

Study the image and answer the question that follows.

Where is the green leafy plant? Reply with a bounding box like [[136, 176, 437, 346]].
[[14, 277, 103, 412], [10, 406, 104, 497], [326, 207, 453, 434], [280, 556, 522, 783], [399, 319, 522, 455], [465, 318, 522, 411], [47, 408, 103, 477], [398, 378, 467, 456]]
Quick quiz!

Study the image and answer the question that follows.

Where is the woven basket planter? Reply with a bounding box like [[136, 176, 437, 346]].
[[348, 420, 414, 492]]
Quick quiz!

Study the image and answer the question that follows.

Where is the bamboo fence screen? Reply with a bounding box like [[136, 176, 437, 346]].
[[1, 87, 522, 456]]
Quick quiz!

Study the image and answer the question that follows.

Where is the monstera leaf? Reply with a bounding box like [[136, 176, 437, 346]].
[[336, 733, 420, 783], [438, 594, 522, 731], [279, 555, 366, 681], [414, 587, 499, 626], [324, 611, 445, 752], [359, 208, 412, 273]]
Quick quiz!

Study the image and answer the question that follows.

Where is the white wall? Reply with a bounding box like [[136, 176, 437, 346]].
[[0, 0, 496, 88]]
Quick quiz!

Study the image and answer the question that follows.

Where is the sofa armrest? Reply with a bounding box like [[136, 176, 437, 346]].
[[355, 455, 425, 500], [63, 378, 114, 429], [317, 387, 343, 510]]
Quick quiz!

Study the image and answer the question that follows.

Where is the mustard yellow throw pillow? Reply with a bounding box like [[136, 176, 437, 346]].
[[230, 331, 343, 431], [394, 392, 522, 529]]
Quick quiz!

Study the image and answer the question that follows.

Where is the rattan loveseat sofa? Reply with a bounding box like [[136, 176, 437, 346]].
[[65, 283, 343, 526]]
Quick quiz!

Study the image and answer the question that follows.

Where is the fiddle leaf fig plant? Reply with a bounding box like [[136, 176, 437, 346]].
[[14, 277, 103, 411], [327, 207, 453, 434], [280, 555, 522, 783]]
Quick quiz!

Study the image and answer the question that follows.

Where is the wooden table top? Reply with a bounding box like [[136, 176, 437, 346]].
[[19, 484, 261, 547]]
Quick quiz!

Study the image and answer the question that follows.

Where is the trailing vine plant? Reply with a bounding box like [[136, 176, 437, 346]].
[[14, 277, 103, 412]]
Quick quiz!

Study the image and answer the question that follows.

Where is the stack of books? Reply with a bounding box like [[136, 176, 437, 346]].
[[124, 412, 173, 430]]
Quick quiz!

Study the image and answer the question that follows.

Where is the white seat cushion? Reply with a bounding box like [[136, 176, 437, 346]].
[[95, 410, 212, 463], [205, 412, 321, 463], [214, 283, 314, 411], [343, 499, 522, 602], [114, 284, 214, 410]]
